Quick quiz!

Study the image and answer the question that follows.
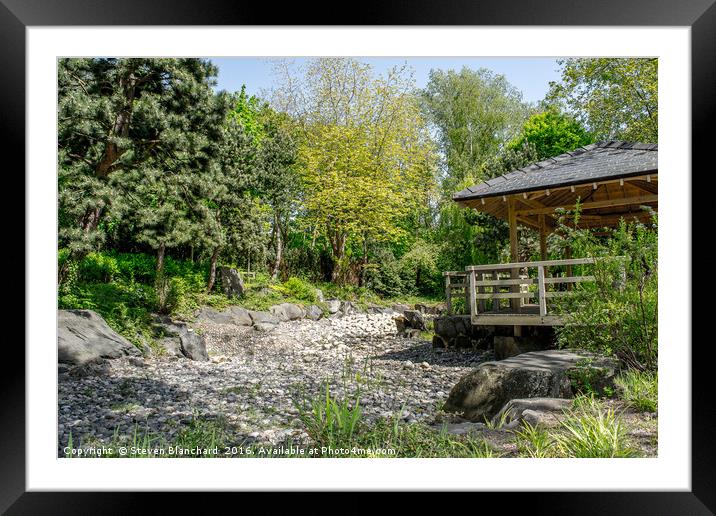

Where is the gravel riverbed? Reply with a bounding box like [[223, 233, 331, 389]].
[[58, 313, 491, 453]]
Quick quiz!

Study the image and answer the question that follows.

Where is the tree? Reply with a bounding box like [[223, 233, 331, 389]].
[[58, 58, 222, 283], [508, 109, 594, 160], [256, 110, 300, 280], [421, 67, 530, 194], [547, 58, 657, 143], [272, 58, 438, 284]]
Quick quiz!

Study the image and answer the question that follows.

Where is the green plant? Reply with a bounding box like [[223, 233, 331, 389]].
[[515, 421, 555, 458], [554, 396, 636, 458], [295, 383, 363, 447], [555, 214, 658, 371], [279, 277, 317, 303], [615, 370, 658, 413]]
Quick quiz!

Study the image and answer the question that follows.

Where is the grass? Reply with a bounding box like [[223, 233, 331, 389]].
[[615, 370, 658, 413], [552, 395, 637, 458], [514, 421, 555, 458]]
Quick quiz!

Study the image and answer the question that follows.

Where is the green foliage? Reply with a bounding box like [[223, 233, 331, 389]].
[[421, 66, 530, 193], [547, 58, 657, 142], [555, 213, 658, 371], [78, 252, 120, 283], [508, 108, 594, 160], [553, 396, 636, 458], [295, 383, 363, 447], [514, 422, 555, 458], [615, 370, 658, 413], [278, 277, 318, 303]]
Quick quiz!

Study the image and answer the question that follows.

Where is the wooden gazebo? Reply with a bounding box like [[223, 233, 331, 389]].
[[444, 141, 658, 327]]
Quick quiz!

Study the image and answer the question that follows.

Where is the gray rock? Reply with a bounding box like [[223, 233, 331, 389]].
[[326, 299, 342, 314], [156, 337, 184, 358], [58, 310, 141, 365], [154, 316, 209, 361], [249, 311, 281, 325], [492, 397, 572, 427], [306, 305, 323, 321], [443, 350, 619, 422], [403, 310, 426, 331], [391, 303, 411, 314], [253, 322, 278, 333], [226, 306, 253, 326], [315, 289, 325, 303], [219, 266, 245, 298], [269, 303, 306, 322], [340, 301, 357, 315], [196, 306, 252, 326]]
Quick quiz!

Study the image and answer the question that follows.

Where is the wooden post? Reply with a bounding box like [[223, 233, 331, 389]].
[[565, 246, 573, 290], [539, 214, 548, 261], [507, 197, 520, 312], [445, 276, 452, 315], [467, 270, 477, 318], [477, 273, 485, 313], [537, 265, 547, 317], [492, 270, 500, 311]]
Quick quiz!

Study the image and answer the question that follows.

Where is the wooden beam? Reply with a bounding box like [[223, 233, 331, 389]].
[[515, 194, 658, 216], [507, 198, 520, 312], [539, 214, 548, 261]]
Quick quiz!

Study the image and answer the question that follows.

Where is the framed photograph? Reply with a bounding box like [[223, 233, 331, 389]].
[[5, 0, 712, 510]]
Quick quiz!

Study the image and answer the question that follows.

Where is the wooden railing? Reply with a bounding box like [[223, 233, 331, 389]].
[[444, 257, 623, 324]]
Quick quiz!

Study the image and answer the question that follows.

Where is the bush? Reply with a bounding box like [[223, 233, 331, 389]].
[[555, 213, 657, 371], [280, 277, 318, 303], [154, 275, 189, 315], [78, 252, 119, 283]]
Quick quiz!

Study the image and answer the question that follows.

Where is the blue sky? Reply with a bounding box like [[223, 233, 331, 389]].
[[208, 57, 562, 104]]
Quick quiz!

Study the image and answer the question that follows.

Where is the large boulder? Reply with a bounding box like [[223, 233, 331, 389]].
[[58, 310, 142, 365], [219, 266, 245, 298], [269, 303, 306, 322], [443, 350, 619, 422]]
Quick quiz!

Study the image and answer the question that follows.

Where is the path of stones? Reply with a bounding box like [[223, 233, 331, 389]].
[[58, 313, 492, 452]]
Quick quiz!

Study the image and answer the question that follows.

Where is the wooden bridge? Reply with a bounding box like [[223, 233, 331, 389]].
[[443, 257, 611, 326]]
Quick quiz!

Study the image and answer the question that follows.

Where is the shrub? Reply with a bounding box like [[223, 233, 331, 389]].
[[280, 277, 318, 303], [555, 213, 657, 371], [615, 370, 658, 413], [154, 275, 189, 315], [78, 252, 119, 283]]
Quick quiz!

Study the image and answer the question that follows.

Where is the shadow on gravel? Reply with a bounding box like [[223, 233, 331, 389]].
[[372, 343, 492, 368], [58, 362, 260, 455]]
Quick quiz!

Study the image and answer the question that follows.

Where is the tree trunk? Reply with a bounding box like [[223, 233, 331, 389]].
[[329, 232, 347, 284], [156, 242, 166, 277], [206, 247, 220, 292], [271, 214, 283, 280]]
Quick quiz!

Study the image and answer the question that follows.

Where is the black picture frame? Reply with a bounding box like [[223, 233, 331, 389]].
[[3, 0, 712, 511]]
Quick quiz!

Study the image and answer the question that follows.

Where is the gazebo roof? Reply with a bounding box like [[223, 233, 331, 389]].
[[453, 141, 657, 202], [453, 141, 658, 230]]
